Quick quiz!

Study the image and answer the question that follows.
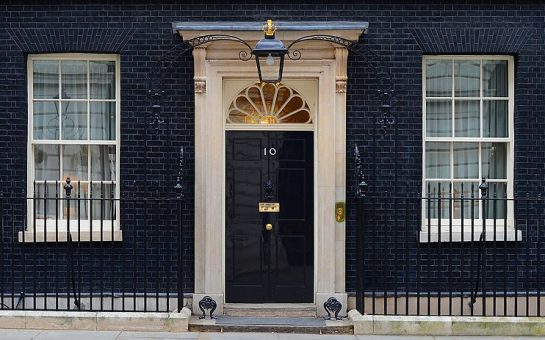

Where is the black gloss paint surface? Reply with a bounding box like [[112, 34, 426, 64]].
[[225, 131, 313, 303]]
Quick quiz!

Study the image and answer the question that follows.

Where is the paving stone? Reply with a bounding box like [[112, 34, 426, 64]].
[[356, 336, 435, 340], [0, 329, 43, 340], [197, 332, 278, 340], [117, 331, 199, 339], [33, 330, 119, 340]]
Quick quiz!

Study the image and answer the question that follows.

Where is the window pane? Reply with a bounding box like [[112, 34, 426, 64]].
[[483, 60, 508, 97], [63, 145, 88, 181], [455, 100, 480, 137], [35, 183, 59, 220], [426, 60, 452, 97], [91, 183, 116, 221], [424, 181, 451, 219], [90, 102, 116, 140], [482, 142, 507, 179], [426, 100, 451, 137], [61, 61, 87, 99], [455, 60, 480, 97], [90, 61, 115, 99], [425, 142, 450, 179], [33, 101, 58, 140], [62, 101, 87, 140], [486, 182, 507, 219], [34, 144, 59, 180], [66, 181, 88, 221], [453, 182, 479, 219], [483, 100, 508, 137], [453, 143, 479, 179], [33, 61, 59, 99], [90, 145, 116, 181]]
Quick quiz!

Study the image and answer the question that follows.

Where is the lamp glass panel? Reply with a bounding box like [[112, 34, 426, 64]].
[[258, 54, 282, 82]]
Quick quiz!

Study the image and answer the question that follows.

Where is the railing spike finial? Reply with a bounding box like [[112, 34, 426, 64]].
[[64, 177, 73, 198], [479, 177, 488, 198]]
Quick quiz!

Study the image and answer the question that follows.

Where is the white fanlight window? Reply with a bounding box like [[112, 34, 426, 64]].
[[422, 55, 517, 242], [26, 54, 120, 241], [226, 82, 312, 125]]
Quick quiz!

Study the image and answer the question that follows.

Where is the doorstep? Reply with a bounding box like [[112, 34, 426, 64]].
[[189, 315, 353, 334]]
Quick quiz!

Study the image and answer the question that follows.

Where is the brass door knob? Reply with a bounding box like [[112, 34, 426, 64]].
[[265, 223, 273, 231]]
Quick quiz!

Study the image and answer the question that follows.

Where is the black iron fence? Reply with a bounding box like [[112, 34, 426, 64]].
[[354, 179, 545, 317], [0, 179, 186, 312]]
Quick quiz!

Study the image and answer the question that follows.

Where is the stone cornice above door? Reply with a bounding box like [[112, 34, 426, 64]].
[[173, 21, 368, 60]]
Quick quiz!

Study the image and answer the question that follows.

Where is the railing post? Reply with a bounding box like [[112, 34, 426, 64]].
[[175, 147, 185, 312], [64, 178, 80, 311], [479, 177, 488, 315], [354, 145, 367, 314]]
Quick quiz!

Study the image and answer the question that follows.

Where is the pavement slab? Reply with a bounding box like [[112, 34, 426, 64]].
[[356, 337, 434, 340], [34, 330, 120, 340], [116, 332, 199, 339], [0, 329, 43, 340]]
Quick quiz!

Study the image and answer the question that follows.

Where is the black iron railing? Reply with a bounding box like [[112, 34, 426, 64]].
[[354, 179, 545, 316], [0, 179, 186, 312]]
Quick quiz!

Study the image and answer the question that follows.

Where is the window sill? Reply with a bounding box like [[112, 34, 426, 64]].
[[419, 229, 522, 243], [18, 230, 123, 243]]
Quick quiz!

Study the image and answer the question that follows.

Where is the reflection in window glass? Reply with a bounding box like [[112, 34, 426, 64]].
[[455, 60, 480, 97]]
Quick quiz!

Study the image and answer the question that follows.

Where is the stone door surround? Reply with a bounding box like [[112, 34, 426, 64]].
[[174, 21, 367, 316]]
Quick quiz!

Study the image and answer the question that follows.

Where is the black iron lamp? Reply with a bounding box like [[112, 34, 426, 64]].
[[253, 20, 288, 83]]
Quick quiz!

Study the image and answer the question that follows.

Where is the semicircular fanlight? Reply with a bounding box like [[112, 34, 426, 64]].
[[227, 82, 312, 124]]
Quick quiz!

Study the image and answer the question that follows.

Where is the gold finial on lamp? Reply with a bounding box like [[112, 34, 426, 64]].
[[263, 19, 276, 37]]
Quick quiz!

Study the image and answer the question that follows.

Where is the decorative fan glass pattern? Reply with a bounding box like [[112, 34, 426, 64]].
[[227, 82, 312, 124]]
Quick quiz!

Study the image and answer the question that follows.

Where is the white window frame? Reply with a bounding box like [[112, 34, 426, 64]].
[[421, 55, 520, 242], [22, 53, 121, 242]]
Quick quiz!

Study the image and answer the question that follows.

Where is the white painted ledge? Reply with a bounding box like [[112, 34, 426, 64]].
[[0, 308, 191, 332], [419, 229, 522, 243], [349, 309, 545, 336], [18, 230, 123, 243]]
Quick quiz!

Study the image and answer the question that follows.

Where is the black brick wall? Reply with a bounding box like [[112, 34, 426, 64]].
[[1, 1, 545, 302]]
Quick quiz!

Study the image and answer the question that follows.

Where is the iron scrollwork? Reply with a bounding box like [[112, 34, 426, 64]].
[[174, 147, 184, 198], [198, 295, 217, 319], [354, 145, 368, 199], [286, 34, 395, 134], [323, 297, 343, 320]]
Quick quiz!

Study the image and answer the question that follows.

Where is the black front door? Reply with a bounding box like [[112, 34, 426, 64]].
[[226, 131, 314, 303]]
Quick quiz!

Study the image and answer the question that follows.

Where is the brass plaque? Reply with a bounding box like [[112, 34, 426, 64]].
[[259, 202, 280, 213]]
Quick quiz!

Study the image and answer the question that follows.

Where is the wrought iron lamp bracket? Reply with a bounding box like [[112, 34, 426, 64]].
[[285, 34, 395, 133]]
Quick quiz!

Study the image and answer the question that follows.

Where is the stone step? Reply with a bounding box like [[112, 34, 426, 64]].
[[189, 315, 353, 334], [223, 303, 317, 317]]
